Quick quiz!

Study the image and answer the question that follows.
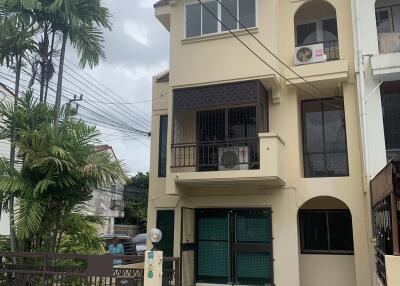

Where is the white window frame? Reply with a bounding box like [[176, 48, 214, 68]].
[[376, 7, 393, 33], [184, 0, 258, 39]]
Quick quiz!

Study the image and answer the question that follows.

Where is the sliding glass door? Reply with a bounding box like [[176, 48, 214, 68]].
[[196, 209, 273, 285]]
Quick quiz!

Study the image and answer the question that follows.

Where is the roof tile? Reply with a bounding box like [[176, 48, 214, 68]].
[[154, 0, 169, 8]]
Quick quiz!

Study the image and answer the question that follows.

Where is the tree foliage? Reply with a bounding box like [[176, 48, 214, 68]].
[[0, 92, 126, 252], [115, 172, 148, 231]]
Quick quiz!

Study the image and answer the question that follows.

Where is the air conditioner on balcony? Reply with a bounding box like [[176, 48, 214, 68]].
[[295, 43, 326, 65], [218, 146, 249, 171]]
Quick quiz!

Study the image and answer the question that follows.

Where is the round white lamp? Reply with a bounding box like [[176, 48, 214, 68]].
[[149, 228, 162, 251]]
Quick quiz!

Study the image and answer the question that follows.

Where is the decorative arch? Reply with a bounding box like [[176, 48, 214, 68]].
[[294, 0, 339, 57], [297, 196, 357, 286]]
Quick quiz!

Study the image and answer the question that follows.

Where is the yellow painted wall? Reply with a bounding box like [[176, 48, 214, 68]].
[[148, 0, 372, 286]]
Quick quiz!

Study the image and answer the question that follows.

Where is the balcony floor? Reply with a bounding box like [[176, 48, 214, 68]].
[[172, 169, 285, 189]]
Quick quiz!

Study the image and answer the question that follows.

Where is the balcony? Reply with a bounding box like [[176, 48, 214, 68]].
[[294, 0, 339, 66], [371, 160, 400, 286], [294, 40, 339, 65], [376, 3, 400, 54], [372, 3, 400, 81], [169, 80, 285, 189]]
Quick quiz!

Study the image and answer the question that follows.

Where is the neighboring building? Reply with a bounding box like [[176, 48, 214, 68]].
[[352, 0, 400, 285], [85, 145, 125, 235], [148, 1, 372, 286], [0, 82, 15, 235]]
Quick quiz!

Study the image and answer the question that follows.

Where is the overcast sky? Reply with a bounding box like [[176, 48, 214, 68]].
[[66, 0, 169, 175], [0, 1, 167, 176]]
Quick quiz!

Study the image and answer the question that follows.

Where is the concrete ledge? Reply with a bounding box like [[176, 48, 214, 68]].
[[372, 52, 400, 81], [285, 59, 349, 85]]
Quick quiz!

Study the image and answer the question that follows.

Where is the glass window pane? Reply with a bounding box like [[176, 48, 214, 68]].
[[301, 212, 329, 251], [221, 0, 238, 31], [302, 101, 324, 153], [304, 153, 325, 178], [328, 211, 354, 251], [236, 210, 271, 243], [322, 18, 338, 42], [381, 85, 400, 151], [158, 115, 168, 177], [239, 0, 256, 29], [376, 9, 391, 33], [325, 152, 348, 176], [296, 23, 317, 45], [323, 100, 346, 153], [236, 253, 272, 285], [228, 106, 257, 139], [202, 1, 218, 35], [186, 4, 201, 37]]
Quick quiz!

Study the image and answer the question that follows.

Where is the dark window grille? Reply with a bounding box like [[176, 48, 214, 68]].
[[196, 106, 259, 172], [299, 209, 354, 254], [158, 115, 168, 177], [301, 98, 349, 178]]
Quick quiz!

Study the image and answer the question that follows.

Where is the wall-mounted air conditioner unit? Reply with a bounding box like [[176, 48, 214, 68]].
[[295, 43, 326, 65], [218, 146, 249, 171]]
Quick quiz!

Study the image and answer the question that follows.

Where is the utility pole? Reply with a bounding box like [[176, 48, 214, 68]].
[[66, 94, 83, 115]]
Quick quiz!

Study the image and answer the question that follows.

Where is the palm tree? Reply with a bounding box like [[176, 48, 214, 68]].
[[49, 0, 111, 123], [0, 93, 126, 252], [0, 10, 39, 252]]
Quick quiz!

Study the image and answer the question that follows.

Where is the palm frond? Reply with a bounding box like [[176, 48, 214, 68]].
[[15, 199, 45, 240]]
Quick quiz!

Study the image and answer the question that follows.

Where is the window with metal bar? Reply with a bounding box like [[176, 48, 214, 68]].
[[299, 210, 354, 254], [301, 98, 348, 177], [158, 115, 168, 177]]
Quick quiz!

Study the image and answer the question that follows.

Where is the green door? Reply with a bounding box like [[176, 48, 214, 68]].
[[157, 210, 175, 270], [196, 209, 230, 284], [196, 209, 273, 285], [233, 210, 273, 285]]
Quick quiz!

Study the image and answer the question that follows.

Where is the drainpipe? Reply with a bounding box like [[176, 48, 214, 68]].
[[354, 0, 375, 285]]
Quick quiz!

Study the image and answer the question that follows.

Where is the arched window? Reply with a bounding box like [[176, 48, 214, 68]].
[[294, 0, 339, 62]]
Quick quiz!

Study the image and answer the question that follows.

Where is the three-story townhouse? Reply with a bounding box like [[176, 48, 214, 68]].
[[148, 1, 372, 286]]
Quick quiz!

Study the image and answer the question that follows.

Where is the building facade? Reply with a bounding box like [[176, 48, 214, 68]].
[[85, 145, 125, 235], [352, 0, 400, 285], [0, 83, 15, 235], [148, 1, 373, 286]]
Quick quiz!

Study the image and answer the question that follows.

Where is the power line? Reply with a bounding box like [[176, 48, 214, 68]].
[[64, 57, 152, 120], [214, 0, 342, 102], [17, 68, 147, 135], [43, 70, 151, 135], [53, 59, 152, 129], [195, 0, 343, 109], [0, 72, 148, 136]]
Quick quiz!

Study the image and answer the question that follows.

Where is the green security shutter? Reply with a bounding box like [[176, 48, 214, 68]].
[[157, 210, 175, 261], [197, 210, 229, 284]]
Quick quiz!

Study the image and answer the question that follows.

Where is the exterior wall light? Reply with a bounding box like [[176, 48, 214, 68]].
[[149, 228, 162, 251]]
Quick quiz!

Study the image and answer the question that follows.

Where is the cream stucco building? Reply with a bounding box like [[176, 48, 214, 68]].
[[147, 1, 374, 286]]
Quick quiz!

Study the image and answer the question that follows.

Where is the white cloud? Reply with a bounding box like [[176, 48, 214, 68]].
[[118, 61, 168, 82], [123, 21, 150, 46], [139, 0, 155, 8]]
